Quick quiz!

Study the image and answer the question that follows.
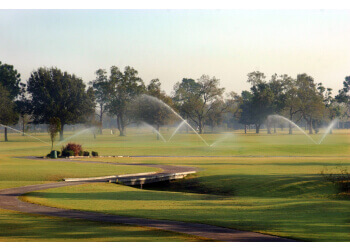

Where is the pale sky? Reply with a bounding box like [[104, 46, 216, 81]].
[[1, 9, 349, 95]]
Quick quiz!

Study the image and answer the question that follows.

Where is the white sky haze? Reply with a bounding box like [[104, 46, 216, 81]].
[[1, 9, 349, 95]]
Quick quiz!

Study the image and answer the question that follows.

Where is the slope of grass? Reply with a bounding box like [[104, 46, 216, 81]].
[[0, 209, 204, 242], [24, 156, 350, 241]]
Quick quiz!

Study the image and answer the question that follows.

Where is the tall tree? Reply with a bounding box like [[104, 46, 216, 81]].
[[335, 76, 350, 122], [267, 74, 286, 133], [236, 90, 253, 134], [0, 84, 18, 141], [27, 67, 95, 140], [107, 66, 145, 136], [134, 79, 175, 139], [0, 61, 21, 140], [281, 75, 302, 134], [173, 75, 225, 134], [0, 61, 21, 99], [90, 69, 111, 134], [15, 82, 32, 136], [243, 72, 274, 134], [296, 74, 325, 134]]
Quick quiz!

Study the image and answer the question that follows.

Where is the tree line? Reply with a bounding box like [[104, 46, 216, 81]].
[[0, 60, 349, 141]]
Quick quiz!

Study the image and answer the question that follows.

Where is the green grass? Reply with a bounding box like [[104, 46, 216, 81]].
[[0, 209, 204, 242], [24, 157, 350, 241], [1, 129, 349, 241]]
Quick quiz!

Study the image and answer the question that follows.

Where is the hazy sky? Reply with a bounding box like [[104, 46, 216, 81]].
[[1, 9, 349, 95]]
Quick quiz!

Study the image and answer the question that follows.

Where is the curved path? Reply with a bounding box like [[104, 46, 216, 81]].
[[0, 158, 295, 242]]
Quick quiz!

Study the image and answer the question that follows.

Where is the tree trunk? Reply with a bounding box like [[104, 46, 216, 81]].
[[289, 123, 293, 134], [117, 116, 126, 136], [198, 118, 203, 134], [4, 127, 8, 142], [267, 121, 271, 134], [99, 106, 103, 135], [255, 124, 260, 134], [308, 120, 313, 134], [22, 116, 25, 136], [59, 124, 64, 141], [244, 124, 247, 134], [273, 123, 277, 133], [156, 124, 160, 140]]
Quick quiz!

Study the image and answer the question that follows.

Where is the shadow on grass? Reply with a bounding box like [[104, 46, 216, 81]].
[[0, 212, 200, 241]]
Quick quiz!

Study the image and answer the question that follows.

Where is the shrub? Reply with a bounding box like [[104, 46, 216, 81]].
[[321, 167, 350, 196], [78, 151, 83, 156], [61, 143, 83, 156], [92, 151, 98, 157], [57, 151, 61, 157], [62, 150, 75, 157], [83, 151, 90, 156]]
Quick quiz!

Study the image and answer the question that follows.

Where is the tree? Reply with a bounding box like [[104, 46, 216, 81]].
[[296, 74, 325, 134], [27, 67, 95, 140], [242, 72, 274, 134], [134, 79, 174, 139], [236, 90, 253, 134], [15, 82, 32, 136], [0, 84, 18, 141], [281, 75, 301, 134], [267, 74, 286, 133], [90, 69, 111, 134], [48, 117, 61, 150], [173, 75, 225, 134], [0, 61, 21, 99], [107, 66, 145, 136]]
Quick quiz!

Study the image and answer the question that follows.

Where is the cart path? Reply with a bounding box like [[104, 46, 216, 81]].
[[0, 158, 295, 242]]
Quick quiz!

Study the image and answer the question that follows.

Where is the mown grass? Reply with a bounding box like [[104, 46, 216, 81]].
[[1, 129, 349, 241], [0, 209, 205, 242], [25, 156, 350, 241]]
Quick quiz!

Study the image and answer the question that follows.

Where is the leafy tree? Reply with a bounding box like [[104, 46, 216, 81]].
[[296, 74, 325, 134], [0, 61, 21, 99], [335, 76, 350, 104], [235, 90, 253, 134], [173, 75, 225, 134], [90, 69, 111, 134], [335, 76, 350, 122], [281, 75, 302, 134], [267, 74, 286, 133], [107, 66, 145, 136], [250, 82, 275, 133], [15, 82, 32, 136], [243, 72, 274, 134], [134, 79, 175, 139], [48, 117, 61, 150], [0, 84, 18, 141], [27, 67, 95, 140]]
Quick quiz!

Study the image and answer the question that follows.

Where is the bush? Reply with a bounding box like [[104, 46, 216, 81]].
[[61, 143, 83, 156], [92, 151, 98, 157], [78, 151, 83, 156], [83, 151, 90, 156], [57, 151, 61, 157], [62, 150, 75, 157]]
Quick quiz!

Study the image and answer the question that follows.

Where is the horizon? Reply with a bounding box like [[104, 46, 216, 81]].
[[1, 9, 349, 95]]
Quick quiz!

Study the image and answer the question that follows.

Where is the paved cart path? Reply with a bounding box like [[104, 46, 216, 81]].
[[0, 158, 295, 242]]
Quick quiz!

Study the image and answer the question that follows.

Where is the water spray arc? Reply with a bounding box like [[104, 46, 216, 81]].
[[268, 115, 338, 144], [0, 124, 50, 145], [139, 95, 210, 146], [168, 120, 187, 142], [140, 122, 167, 143], [56, 127, 97, 146]]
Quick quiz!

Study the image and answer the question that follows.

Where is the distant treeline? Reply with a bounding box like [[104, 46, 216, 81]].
[[0, 61, 349, 140]]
